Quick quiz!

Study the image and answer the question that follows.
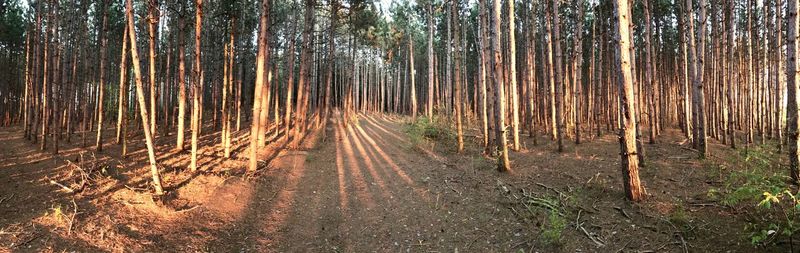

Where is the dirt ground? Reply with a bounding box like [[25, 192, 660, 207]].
[[0, 113, 792, 252]]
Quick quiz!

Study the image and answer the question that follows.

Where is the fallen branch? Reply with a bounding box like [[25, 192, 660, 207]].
[[176, 204, 202, 213], [579, 223, 605, 247], [0, 193, 14, 205], [613, 206, 631, 219], [536, 183, 564, 197], [49, 180, 75, 193], [444, 179, 462, 196]]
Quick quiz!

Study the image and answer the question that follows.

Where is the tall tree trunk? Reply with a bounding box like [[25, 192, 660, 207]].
[[117, 17, 130, 156], [191, 0, 203, 171], [291, 0, 315, 148], [552, 0, 565, 152], [788, 0, 800, 183], [126, 0, 164, 196], [284, 20, 296, 143], [117, 27, 129, 146], [410, 34, 418, 120], [453, 0, 464, 152], [727, 0, 736, 149], [148, 0, 160, 138], [96, 0, 109, 152], [478, 0, 489, 150], [613, 0, 644, 201], [249, 0, 270, 172], [509, 0, 520, 151], [693, 0, 708, 157], [177, 6, 187, 151], [492, 0, 510, 171], [427, 0, 434, 119]]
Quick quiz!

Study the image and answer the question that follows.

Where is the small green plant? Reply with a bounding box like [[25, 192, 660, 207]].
[[667, 204, 696, 237], [540, 210, 566, 245], [749, 190, 800, 246], [710, 145, 785, 207]]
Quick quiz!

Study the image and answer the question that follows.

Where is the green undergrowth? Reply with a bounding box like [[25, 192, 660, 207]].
[[403, 116, 456, 152], [706, 143, 797, 247], [500, 181, 588, 247]]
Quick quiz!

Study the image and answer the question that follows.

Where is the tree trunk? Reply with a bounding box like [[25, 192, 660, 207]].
[[177, 6, 187, 151], [249, 0, 270, 172], [788, 0, 800, 183], [126, 0, 164, 196], [552, 0, 565, 152], [492, 0, 510, 171], [96, 0, 109, 152], [452, 0, 464, 152], [613, 0, 644, 201], [509, 0, 520, 151], [148, 0, 160, 138], [191, 0, 203, 171], [427, 0, 434, 119]]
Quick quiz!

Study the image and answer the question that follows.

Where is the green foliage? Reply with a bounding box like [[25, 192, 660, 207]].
[[540, 210, 567, 245], [403, 116, 454, 150], [707, 144, 797, 247], [667, 204, 697, 237], [749, 190, 800, 246], [709, 145, 786, 207]]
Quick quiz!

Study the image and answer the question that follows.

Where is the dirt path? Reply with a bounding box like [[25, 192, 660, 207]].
[[208, 113, 523, 252]]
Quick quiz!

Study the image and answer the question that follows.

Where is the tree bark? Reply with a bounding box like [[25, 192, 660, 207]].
[[126, 0, 164, 195], [492, 0, 510, 171], [249, 0, 271, 172], [613, 0, 644, 201]]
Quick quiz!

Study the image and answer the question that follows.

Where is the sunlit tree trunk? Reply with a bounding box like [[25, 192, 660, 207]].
[[148, 0, 160, 138], [508, 0, 520, 151], [191, 0, 203, 171], [552, 0, 564, 152], [613, 0, 644, 201], [176, 5, 187, 151], [249, 0, 270, 172], [126, 0, 164, 195], [427, 0, 434, 119], [452, 0, 464, 152]]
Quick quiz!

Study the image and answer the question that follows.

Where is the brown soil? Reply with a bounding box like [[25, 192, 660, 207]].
[[0, 113, 789, 252]]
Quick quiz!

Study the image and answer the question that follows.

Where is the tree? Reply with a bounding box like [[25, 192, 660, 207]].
[[191, 0, 203, 171], [148, 0, 160, 137], [126, 0, 164, 196], [509, 0, 520, 151], [95, 0, 109, 152], [176, 2, 188, 151], [452, 0, 464, 152], [249, 0, 271, 172], [117, 16, 129, 156], [612, 0, 644, 201], [552, 0, 564, 152], [427, 0, 434, 120], [788, 0, 800, 183], [492, 0, 510, 171]]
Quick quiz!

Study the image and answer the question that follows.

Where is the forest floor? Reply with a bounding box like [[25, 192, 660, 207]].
[[0, 112, 794, 252]]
